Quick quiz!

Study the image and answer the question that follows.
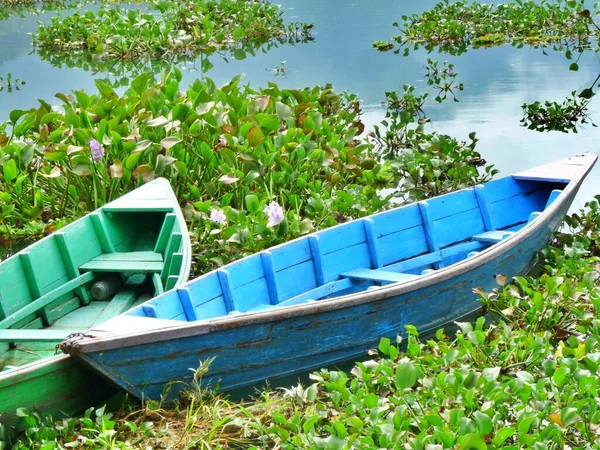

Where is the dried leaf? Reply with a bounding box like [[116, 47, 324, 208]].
[[133, 164, 156, 182], [219, 174, 239, 184], [495, 274, 507, 286], [110, 160, 124, 179]]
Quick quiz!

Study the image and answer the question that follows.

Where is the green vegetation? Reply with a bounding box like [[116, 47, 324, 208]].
[[388, 0, 595, 55], [0, 0, 86, 22], [0, 70, 492, 274], [379, 0, 600, 133], [33, 0, 313, 63], [372, 40, 394, 51], [7, 198, 600, 449], [521, 90, 596, 133], [0, 74, 25, 93]]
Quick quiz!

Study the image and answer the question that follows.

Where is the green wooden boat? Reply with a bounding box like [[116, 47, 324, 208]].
[[0, 178, 191, 439]]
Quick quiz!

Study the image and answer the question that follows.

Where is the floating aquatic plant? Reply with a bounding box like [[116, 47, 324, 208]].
[[380, 0, 596, 55], [521, 89, 596, 133], [0, 70, 492, 273], [33, 0, 313, 64]]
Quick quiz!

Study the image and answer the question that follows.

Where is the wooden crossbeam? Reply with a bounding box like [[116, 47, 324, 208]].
[[0, 272, 96, 330], [55, 232, 91, 305]]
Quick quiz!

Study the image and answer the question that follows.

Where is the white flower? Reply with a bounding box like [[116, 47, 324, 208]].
[[210, 208, 227, 226], [265, 201, 284, 227]]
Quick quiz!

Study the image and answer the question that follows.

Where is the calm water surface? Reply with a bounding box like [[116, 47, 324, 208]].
[[1, 0, 599, 221]]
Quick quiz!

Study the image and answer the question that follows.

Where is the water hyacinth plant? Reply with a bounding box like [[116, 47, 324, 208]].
[[0, 70, 493, 274], [33, 0, 313, 64], [382, 0, 597, 55]]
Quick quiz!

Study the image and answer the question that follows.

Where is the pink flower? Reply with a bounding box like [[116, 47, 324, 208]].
[[90, 138, 104, 162], [265, 201, 284, 227], [210, 208, 226, 226]]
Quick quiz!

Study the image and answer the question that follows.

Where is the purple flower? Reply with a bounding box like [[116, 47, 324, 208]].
[[90, 138, 104, 162], [265, 201, 284, 227], [210, 208, 227, 226]]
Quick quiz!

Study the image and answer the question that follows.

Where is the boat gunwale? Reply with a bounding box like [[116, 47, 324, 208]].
[[0, 178, 192, 382], [63, 153, 598, 354]]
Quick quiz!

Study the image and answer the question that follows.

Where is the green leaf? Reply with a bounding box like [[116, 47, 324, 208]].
[[492, 426, 515, 446], [517, 416, 536, 434], [131, 73, 150, 95], [379, 337, 391, 355], [245, 194, 260, 213], [569, 62, 579, 71], [552, 366, 570, 387], [233, 49, 247, 60], [9, 109, 27, 125], [3, 159, 17, 182], [395, 358, 417, 389], [363, 393, 378, 408], [125, 152, 142, 170], [232, 27, 246, 40], [472, 411, 493, 436], [14, 114, 37, 137], [260, 117, 280, 134], [74, 90, 91, 108], [95, 79, 116, 98], [459, 433, 487, 450]]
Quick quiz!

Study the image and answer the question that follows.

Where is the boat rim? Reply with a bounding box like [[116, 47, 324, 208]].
[[63, 153, 598, 353]]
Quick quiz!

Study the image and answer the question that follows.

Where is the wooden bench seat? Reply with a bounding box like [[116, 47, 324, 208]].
[[472, 230, 516, 244], [80, 251, 164, 273], [341, 268, 420, 284], [0, 328, 84, 342]]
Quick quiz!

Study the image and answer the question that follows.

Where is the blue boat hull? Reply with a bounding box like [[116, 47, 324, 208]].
[[62, 154, 598, 401], [74, 196, 566, 400]]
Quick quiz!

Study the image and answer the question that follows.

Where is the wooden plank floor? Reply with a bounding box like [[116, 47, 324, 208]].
[[1, 301, 110, 369]]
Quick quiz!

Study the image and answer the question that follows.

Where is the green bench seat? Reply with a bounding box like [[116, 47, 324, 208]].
[[80, 251, 164, 273], [0, 329, 84, 342]]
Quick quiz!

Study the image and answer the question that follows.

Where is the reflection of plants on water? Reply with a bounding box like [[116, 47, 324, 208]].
[[0, 73, 26, 92], [423, 58, 463, 103], [378, 0, 600, 133], [266, 61, 287, 77], [0, 0, 85, 22], [36, 34, 308, 86], [33, 0, 313, 62]]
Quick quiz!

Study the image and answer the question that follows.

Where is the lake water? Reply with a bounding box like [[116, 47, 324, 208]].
[[1, 0, 599, 218]]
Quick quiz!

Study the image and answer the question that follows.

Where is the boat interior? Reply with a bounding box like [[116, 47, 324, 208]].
[[129, 175, 567, 324], [0, 208, 184, 371]]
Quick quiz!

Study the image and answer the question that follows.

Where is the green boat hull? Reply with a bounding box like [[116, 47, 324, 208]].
[[0, 355, 115, 435], [0, 179, 191, 442]]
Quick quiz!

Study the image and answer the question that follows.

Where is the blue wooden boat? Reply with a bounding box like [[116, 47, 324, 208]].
[[61, 154, 597, 401]]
